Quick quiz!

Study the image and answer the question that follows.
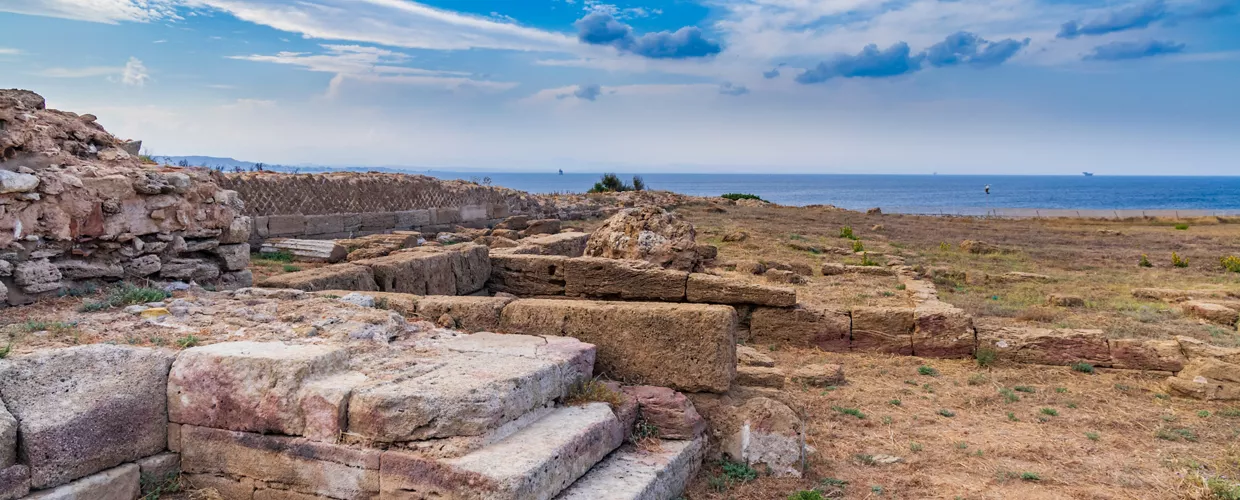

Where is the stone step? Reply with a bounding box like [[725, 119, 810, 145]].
[[555, 437, 705, 500], [381, 403, 625, 500]]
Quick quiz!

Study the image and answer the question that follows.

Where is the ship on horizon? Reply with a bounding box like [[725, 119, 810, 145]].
[[1083, 172, 1094, 176]]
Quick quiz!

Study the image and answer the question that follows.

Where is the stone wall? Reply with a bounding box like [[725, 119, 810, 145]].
[[0, 90, 251, 306]]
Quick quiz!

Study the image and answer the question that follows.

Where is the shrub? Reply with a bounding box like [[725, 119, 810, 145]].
[[176, 335, 201, 349], [1072, 362, 1095, 374], [832, 405, 867, 419], [1085, 431, 1100, 441], [565, 379, 625, 408], [0, 342, 11, 359], [975, 347, 997, 367], [910, 442, 923, 452], [78, 284, 169, 312], [1020, 472, 1041, 481], [939, 242, 951, 251], [587, 173, 633, 193], [938, 409, 956, 417], [1139, 254, 1153, 267], [1000, 388, 1020, 403], [889, 398, 902, 406], [719, 459, 758, 483], [860, 253, 880, 266], [918, 365, 940, 377], [1172, 252, 1189, 268], [788, 491, 825, 500], [851, 240, 865, 253], [282, 264, 302, 273], [1014, 385, 1036, 393], [721, 193, 763, 201], [838, 226, 856, 240], [1040, 408, 1058, 416], [1222, 255, 1240, 273], [1174, 223, 1189, 230], [1155, 428, 1198, 442], [632, 175, 646, 191]]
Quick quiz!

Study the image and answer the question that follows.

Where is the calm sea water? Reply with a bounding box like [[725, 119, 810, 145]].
[[424, 173, 1240, 216]]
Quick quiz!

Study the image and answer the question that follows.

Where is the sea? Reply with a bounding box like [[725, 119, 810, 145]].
[[424, 172, 1240, 217]]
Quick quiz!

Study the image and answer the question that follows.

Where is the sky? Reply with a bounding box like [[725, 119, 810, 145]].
[[0, 0, 1238, 174]]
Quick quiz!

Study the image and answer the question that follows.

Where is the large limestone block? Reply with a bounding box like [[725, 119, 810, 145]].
[[358, 250, 456, 295], [220, 215, 252, 244], [168, 342, 364, 442], [1175, 336, 1240, 365], [314, 290, 420, 316], [0, 465, 30, 500], [1182, 301, 1240, 326], [735, 366, 786, 389], [396, 209, 431, 229], [214, 243, 251, 271], [160, 258, 222, 282], [1110, 339, 1186, 372], [500, 300, 737, 393], [359, 211, 397, 231], [266, 215, 307, 237], [0, 345, 173, 489], [620, 386, 706, 440], [852, 306, 914, 355], [488, 254, 568, 296], [259, 263, 378, 292], [555, 437, 705, 500], [380, 403, 623, 500], [508, 232, 590, 257], [1166, 358, 1240, 400], [0, 404, 14, 468], [977, 327, 1111, 367], [520, 218, 561, 237], [911, 301, 975, 358], [348, 335, 595, 443], [261, 238, 348, 263], [749, 304, 851, 351], [721, 397, 806, 478], [448, 243, 491, 295], [24, 463, 138, 500], [416, 296, 514, 332], [181, 425, 380, 499], [686, 274, 796, 307], [564, 257, 688, 301]]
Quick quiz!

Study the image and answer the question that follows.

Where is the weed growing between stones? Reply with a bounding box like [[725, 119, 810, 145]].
[[860, 253, 880, 266], [140, 472, 184, 500], [257, 249, 295, 263], [788, 490, 825, 500], [176, 334, 201, 348], [282, 264, 302, 272], [78, 284, 170, 312], [564, 378, 625, 408]]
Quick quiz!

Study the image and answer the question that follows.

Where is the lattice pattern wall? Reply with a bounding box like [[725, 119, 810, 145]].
[[218, 172, 547, 217]]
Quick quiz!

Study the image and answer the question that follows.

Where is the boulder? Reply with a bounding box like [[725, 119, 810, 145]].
[[820, 263, 845, 276], [1175, 336, 1240, 365], [446, 243, 491, 295], [159, 258, 221, 282], [475, 235, 520, 249], [0, 404, 13, 468], [340, 233, 420, 261], [54, 259, 123, 280], [911, 301, 975, 358], [436, 232, 473, 245], [500, 299, 737, 393], [721, 397, 806, 478], [737, 261, 766, 275], [851, 306, 914, 355], [1182, 301, 1239, 326], [506, 232, 590, 257], [687, 274, 796, 307], [313, 290, 421, 316], [416, 295, 514, 332], [621, 386, 706, 440], [0, 170, 39, 194], [736, 345, 775, 367], [1109, 339, 1185, 372], [355, 250, 453, 295], [750, 304, 850, 352], [23, 463, 138, 500], [0, 465, 30, 500], [763, 269, 804, 284], [261, 238, 348, 263], [213, 243, 250, 271], [564, 257, 688, 301], [789, 364, 845, 387], [494, 215, 530, 231], [168, 342, 365, 443], [219, 215, 252, 244], [123, 254, 162, 277], [13, 259, 61, 294], [977, 327, 1111, 367], [259, 263, 378, 292], [488, 254, 568, 296], [1165, 358, 1240, 400], [1132, 288, 1193, 302], [0, 345, 174, 489], [520, 218, 562, 237], [584, 207, 702, 271], [735, 366, 786, 389]]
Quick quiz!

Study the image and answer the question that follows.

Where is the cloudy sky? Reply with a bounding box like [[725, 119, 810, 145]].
[[1, 0, 1237, 174]]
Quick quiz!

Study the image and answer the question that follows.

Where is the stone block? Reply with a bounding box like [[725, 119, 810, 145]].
[[911, 301, 975, 358], [181, 425, 380, 499], [789, 364, 845, 387], [23, 463, 138, 500], [181, 473, 256, 499], [137, 452, 180, 485], [13, 259, 61, 294], [168, 342, 364, 443], [124, 254, 161, 277], [314, 290, 420, 316], [214, 243, 251, 271], [448, 243, 491, 295], [851, 306, 914, 355], [0, 402, 14, 468], [359, 211, 397, 231], [0, 345, 173, 489], [304, 214, 345, 235], [564, 257, 688, 301], [721, 397, 806, 478], [267, 215, 307, 237], [555, 437, 704, 500], [750, 304, 850, 352], [54, 260, 123, 280], [509, 232, 589, 257], [494, 215, 530, 231], [520, 219, 562, 237], [396, 210, 432, 229], [459, 204, 488, 222], [1110, 339, 1186, 372], [219, 270, 255, 290], [431, 207, 461, 225], [416, 295, 514, 332], [620, 386, 706, 440], [259, 263, 378, 292], [500, 299, 736, 393], [355, 250, 456, 295], [0, 465, 30, 500], [261, 238, 348, 263], [220, 215, 252, 245], [1182, 301, 1239, 326], [488, 254, 568, 296], [254, 216, 271, 239], [1176, 336, 1240, 365], [159, 258, 221, 282], [342, 214, 363, 233], [1165, 358, 1240, 400], [735, 366, 786, 389], [687, 274, 796, 307], [736, 345, 775, 367], [978, 327, 1111, 367]]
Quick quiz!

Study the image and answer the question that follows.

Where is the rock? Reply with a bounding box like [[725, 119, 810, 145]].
[[338, 292, 376, 308], [506, 232, 590, 257], [212, 243, 250, 271], [977, 327, 1110, 367], [168, 342, 364, 443], [1175, 336, 1240, 365], [872, 224, 884, 231], [436, 232, 473, 245], [159, 258, 220, 282], [0, 282, 6, 306], [763, 269, 803, 284], [123, 254, 161, 277], [436, 313, 456, 328], [0, 89, 45, 109], [13, 259, 61, 294], [1110, 339, 1185, 372], [494, 215, 530, 231], [261, 238, 348, 263], [1133, 288, 1193, 302], [500, 299, 738, 393], [735, 366, 786, 389], [136, 453, 180, 486], [722, 397, 806, 478], [788, 262, 813, 276], [1165, 358, 1240, 400], [445, 243, 491, 295], [585, 207, 702, 271], [960, 240, 1005, 254], [0, 261, 10, 277], [139, 307, 170, 319], [1182, 301, 1239, 326], [217, 270, 254, 290], [489, 254, 569, 296], [820, 263, 845, 276], [520, 218, 561, 237], [259, 263, 378, 292], [789, 364, 845, 387], [0, 170, 39, 194], [911, 300, 975, 358], [355, 250, 454, 295], [23, 463, 138, 500], [490, 228, 522, 240], [736, 345, 775, 367], [54, 259, 123, 280], [313, 290, 420, 316], [750, 304, 851, 352], [851, 306, 914, 355], [0, 465, 30, 500], [687, 274, 795, 306], [475, 235, 521, 249], [0, 404, 14, 468], [340, 233, 420, 261], [721, 231, 749, 242], [564, 257, 688, 301], [555, 436, 704, 500], [621, 386, 706, 439], [866, 207, 882, 215], [736, 261, 766, 275], [0, 345, 174, 489], [416, 295, 514, 332], [1047, 294, 1085, 307]]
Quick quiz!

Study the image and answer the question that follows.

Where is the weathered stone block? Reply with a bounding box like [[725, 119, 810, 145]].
[[261, 238, 348, 263], [314, 290, 420, 315], [396, 210, 432, 229], [460, 204, 488, 222], [169, 342, 365, 443], [520, 219, 561, 237], [1110, 339, 1185, 372], [214, 243, 251, 271], [136, 452, 180, 485], [0, 345, 173, 489], [181, 425, 380, 499], [687, 274, 796, 307], [750, 304, 850, 352], [431, 207, 461, 225], [359, 211, 397, 231], [259, 263, 378, 292], [735, 366, 786, 389], [851, 306, 914, 355], [911, 301, 974, 358], [354, 251, 455, 295], [159, 258, 221, 282], [1182, 301, 1239, 326], [620, 386, 706, 440], [509, 232, 590, 257], [448, 243, 491, 294], [564, 257, 688, 301], [54, 260, 123, 280], [736, 345, 775, 367], [556, 437, 704, 500], [416, 296, 513, 332], [0, 465, 30, 500], [13, 259, 61, 294], [500, 299, 737, 393], [721, 397, 805, 477], [23, 463, 138, 500], [789, 364, 845, 387], [494, 215, 530, 231], [219, 270, 255, 290], [124, 254, 161, 277], [489, 254, 568, 296], [267, 215, 307, 236], [220, 215, 252, 245], [0, 401, 15, 468], [977, 327, 1111, 367], [304, 214, 344, 235]]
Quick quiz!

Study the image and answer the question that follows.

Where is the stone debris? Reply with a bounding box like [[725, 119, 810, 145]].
[[1181, 301, 1239, 326], [620, 386, 706, 440], [736, 345, 775, 367], [585, 207, 704, 272], [735, 366, 786, 389], [789, 364, 845, 387]]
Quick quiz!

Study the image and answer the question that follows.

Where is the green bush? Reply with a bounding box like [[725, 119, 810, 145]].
[[1172, 252, 1189, 268], [719, 460, 758, 483], [78, 284, 170, 312], [1174, 223, 1189, 230], [1072, 362, 1095, 374], [839, 226, 857, 240], [918, 365, 940, 377], [788, 491, 825, 500], [1139, 254, 1153, 267], [860, 253, 880, 266], [587, 173, 645, 193], [258, 250, 296, 263], [852, 240, 865, 253], [0, 342, 11, 359], [721, 193, 763, 201], [975, 347, 997, 367], [832, 405, 867, 419], [1222, 255, 1240, 273]]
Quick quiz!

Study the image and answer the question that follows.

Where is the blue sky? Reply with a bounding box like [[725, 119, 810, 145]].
[[1, 0, 1237, 174]]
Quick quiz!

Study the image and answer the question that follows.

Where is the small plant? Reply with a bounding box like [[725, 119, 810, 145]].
[[630, 416, 661, 445], [938, 409, 956, 418], [140, 472, 183, 500], [588, 173, 635, 193], [918, 365, 940, 377], [1071, 362, 1095, 374], [1222, 255, 1240, 273], [854, 453, 878, 466], [1219, 408, 1240, 418], [881, 415, 893, 425], [955, 441, 969, 450], [1055, 387, 1068, 393], [967, 373, 988, 386], [1174, 223, 1190, 230], [895, 284, 906, 290], [0, 342, 11, 359], [175, 335, 200, 349], [910, 442, 924, 452], [889, 398, 902, 406], [788, 491, 825, 500], [259, 250, 296, 262], [871, 485, 884, 495], [719, 459, 758, 483], [1006, 412, 1019, 422], [1155, 427, 1198, 442], [1040, 408, 1059, 416], [975, 347, 997, 368], [839, 226, 857, 240], [860, 252, 880, 266], [1172, 252, 1189, 268], [851, 240, 865, 253], [1020, 472, 1041, 481], [832, 405, 867, 419], [1138, 254, 1153, 267], [1198, 410, 1212, 418], [79, 284, 170, 312], [565, 379, 625, 408], [1067, 402, 1078, 409], [939, 242, 952, 251], [1086, 431, 1100, 441], [1000, 388, 1020, 403], [1013, 385, 1036, 393], [282, 264, 302, 272], [721, 193, 763, 201]]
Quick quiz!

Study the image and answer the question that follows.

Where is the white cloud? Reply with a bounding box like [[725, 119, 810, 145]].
[[0, 47, 20, 55], [122, 57, 150, 86], [521, 82, 720, 104], [153, 39, 167, 43], [0, 0, 178, 24], [35, 66, 123, 78]]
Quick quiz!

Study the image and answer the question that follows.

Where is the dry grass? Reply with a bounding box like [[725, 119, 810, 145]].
[[564, 378, 626, 408]]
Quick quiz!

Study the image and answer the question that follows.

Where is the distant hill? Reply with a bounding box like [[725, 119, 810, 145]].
[[151, 156, 443, 175]]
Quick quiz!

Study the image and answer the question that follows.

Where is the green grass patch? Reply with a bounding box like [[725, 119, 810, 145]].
[[1086, 431, 1100, 441], [1174, 223, 1190, 230], [282, 264, 302, 272], [1040, 408, 1059, 416], [832, 406, 867, 419], [1155, 428, 1199, 442], [1013, 385, 1036, 393], [838, 226, 857, 240], [1071, 362, 1095, 374], [975, 347, 997, 367], [79, 284, 170, 312], [938, 409, 956, 418], [917, 365, 940, 377]]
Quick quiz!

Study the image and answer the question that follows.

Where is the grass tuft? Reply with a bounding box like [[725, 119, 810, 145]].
[[79, 284, 170, 312], [1222, 255, 1240, 273], [1172, 252, 1190, 268], [832, 405, 867, 419], [564, 379, 625, 409], [938, 409, 957, 418], [1071, 362, 1095, 374], [918, 365, 940, 377], [839, 226, 857, 240]]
